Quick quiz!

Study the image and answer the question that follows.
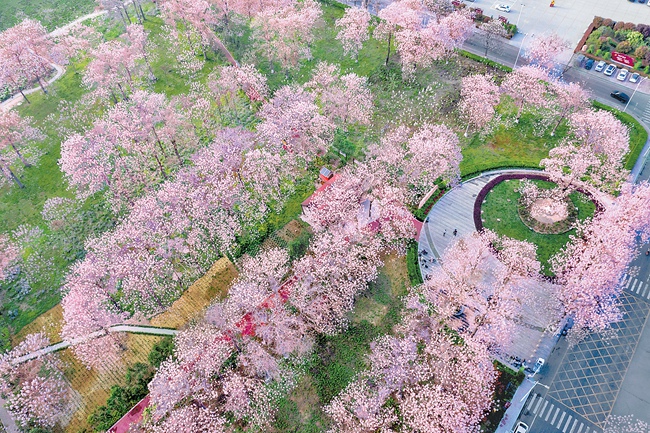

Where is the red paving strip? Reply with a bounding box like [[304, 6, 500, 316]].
[[108, 395, 150, 433]]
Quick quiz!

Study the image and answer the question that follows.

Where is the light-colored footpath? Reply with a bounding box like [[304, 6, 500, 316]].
[[0, 9, 108, 113]]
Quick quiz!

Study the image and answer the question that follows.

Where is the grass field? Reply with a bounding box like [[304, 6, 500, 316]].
[[481, 179, 596, 275], [0, 0, 96, 32]]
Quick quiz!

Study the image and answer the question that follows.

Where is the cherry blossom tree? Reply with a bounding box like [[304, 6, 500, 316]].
[[82, 38, 144, 103], [251, 0, 322, 70], [526, 33, 569, 69], [0, 111, 44, 168], [60, 90, 197, 209], [478, 20, 508, 59], [366, 124, 462, 207], [326, 316, 497, 432], [0, 235, 19, 281], [291, 230, 384, 334], [210, 63, 269, 102], [0, 19, 63, 97], [501, 65, 550, 121], [124, 24, 156, 79], [335, 7, 371, 59], [604, 415, 650, 433], [305, 62, 373, 127], [417, 230, 544, 349], [541, 109, 629, 194], [0, 333, 71, 430], [548, 80, 589, 136], [159, 0, 237, 65], [324, 379, 396, 433], [551, 182, 650, 332], [376, 0, 423, 66], [256, 85, 335, 161], [459, 74, 501, 132]]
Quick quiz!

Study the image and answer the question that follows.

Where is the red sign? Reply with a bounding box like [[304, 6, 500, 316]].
[[611, 51, 635, 67]]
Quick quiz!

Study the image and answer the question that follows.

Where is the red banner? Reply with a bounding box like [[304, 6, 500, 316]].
[[611, 51, 635, 67]]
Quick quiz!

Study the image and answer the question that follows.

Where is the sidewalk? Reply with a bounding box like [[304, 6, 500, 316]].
[[417, 168, 564, 372]]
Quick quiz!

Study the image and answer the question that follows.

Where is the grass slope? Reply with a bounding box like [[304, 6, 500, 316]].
[[0, 0, 96, 32]]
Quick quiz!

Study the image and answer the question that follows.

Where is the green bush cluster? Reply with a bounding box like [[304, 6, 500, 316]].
[[87, 337, 174, 432], [406, 241, 423, 286]]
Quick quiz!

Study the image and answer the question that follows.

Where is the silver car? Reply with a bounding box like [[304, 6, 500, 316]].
[[617, 69, 629, 81], [630, 72, 640, 83], [604, 64, 616, 76], [595, 60, 606, 72]]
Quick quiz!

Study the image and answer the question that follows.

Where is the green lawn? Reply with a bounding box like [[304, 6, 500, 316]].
[[0, 0, 96, 32], [481, 179, 596, 275]]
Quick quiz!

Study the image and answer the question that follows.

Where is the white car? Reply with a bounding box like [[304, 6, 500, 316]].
[[594, 60, 606, 72], [495, 4, 511, 12], [533, 358, 545, 375], [630, 72, 640, 83], [604, 64, 616, 76], [514, 422, 529, 433], [617, 69, 629, 82]]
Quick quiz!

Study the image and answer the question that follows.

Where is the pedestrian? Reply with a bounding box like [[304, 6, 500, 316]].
[[453, 229, 457, 236], [646, 249, 649, 256], [443, 229, 446, 237]]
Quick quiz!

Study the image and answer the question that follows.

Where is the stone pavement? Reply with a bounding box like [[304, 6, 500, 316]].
[[417, 168, 563, 371]]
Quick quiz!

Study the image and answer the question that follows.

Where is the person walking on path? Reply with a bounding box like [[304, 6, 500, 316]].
[[453, 229, 458, 236]]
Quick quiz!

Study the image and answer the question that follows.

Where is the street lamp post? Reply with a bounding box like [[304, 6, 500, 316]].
[[514, 31, 531, 69], [624, 76, 645, 113]]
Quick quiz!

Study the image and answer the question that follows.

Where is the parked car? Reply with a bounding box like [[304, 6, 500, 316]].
[[639, 0, 647, 4], [533, 358, 545, 375], [604, 64, 616, 76], [630, 72, 641, 83], [495, 4, 511, 12], [617, 69, 629, 81], [595, 60, 606, 72], [584, 59, 595, 70], [610, 91, 630, 103], [514, 421, 529, 433]]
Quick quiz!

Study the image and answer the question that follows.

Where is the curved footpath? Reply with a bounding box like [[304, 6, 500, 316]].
[[417, 168, 565, 433], [417, 168, 543, 273], [0, 9, 108, 113]]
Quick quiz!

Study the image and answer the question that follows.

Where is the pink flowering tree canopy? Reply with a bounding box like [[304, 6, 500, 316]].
[[335, 7, 371, 59]]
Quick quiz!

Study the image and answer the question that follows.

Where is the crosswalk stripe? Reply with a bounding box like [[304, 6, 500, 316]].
[[563, 415, 573, 433], [577, 422, 584, 433], [570, 419, 579, 433], [643, 283, 649, 298], [630, 279, 639, 292], [540, 400, 549, 417], [545, 403, 554, 421], [557, 412, 567, 429], [526, 394, 538, 411], [624, 276, 632, 289], [533, 397, 543, 414], [551, 407, 560, 425]]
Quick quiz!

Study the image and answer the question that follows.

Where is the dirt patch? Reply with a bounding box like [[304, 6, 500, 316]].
[[352, 298, 389, 326], [529, 198, 568, 223], [276, 219, 308, 243], [13, 304, 63, 346], [289, 375, 321, 426], [150, 257, 238, 329], [382, 253, 410, 297]]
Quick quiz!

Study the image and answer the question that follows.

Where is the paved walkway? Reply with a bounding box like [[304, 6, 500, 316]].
[[10, 325, 178, 365], [0, 8, 109, 112], [417, 168, 564, 371], [418, 168, 543, 264]]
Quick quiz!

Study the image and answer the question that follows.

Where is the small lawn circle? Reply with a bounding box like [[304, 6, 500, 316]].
[[476, 174, 596, 275]]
